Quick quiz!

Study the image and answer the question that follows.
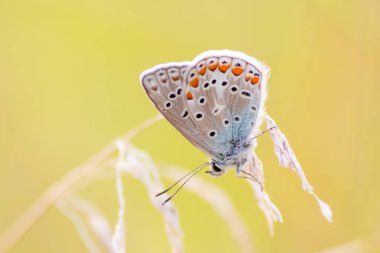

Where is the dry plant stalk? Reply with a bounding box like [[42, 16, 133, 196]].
[[0, 115, 164, 253], [114, 141, 183, 253], [0, 113, 334, 253], [0, 115, 252, 253], [263, 114, 333, 223], [56, 196, 115, 253], [237, 113, 332, 236], [244, 146, 283, 236]]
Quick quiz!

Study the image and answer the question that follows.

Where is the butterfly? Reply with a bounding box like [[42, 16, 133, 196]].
[[140, 50, 272, 203]]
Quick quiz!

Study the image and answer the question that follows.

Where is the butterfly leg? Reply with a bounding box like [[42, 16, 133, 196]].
[[236, 162, 264, 191]]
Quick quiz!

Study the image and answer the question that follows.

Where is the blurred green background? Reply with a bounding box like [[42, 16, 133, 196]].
[[1, 0, 379, 252]]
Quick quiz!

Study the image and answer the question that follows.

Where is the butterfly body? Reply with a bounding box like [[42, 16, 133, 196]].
[[141, 50, 269, 177]]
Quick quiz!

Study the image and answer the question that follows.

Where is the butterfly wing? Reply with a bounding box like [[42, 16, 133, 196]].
[[140, 62, 216, 156], [183, 50, 270, 159]]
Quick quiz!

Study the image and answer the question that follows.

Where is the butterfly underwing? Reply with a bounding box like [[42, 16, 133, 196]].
[[140, 50, 269, 176]]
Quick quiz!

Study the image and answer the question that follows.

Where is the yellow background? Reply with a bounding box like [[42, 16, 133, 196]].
[[1, 0, 379, 252]]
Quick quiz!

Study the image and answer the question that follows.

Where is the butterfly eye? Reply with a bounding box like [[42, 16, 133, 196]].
[[212, 162, 222, 171]]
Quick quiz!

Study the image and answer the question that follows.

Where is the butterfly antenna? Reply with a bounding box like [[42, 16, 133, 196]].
[[155, 162, 210, 198], [161, 165, 207, 205]]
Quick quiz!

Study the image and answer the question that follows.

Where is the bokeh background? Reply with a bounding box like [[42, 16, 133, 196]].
[[1, 0, 379, 252]]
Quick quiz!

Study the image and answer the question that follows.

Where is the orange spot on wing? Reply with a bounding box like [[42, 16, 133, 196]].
[[218, 64, 230, 73], [190, 78, 199, 88], [245, 76, 252, 81], [232, 67, 244, 76], [250, 76, 260, 85], [208, 63, 218, 71], [198, 66, 207, 75], [186, 91, 193, 100]]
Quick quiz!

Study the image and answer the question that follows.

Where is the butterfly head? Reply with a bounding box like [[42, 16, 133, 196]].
[[207, 160, 226, 176], [208, 155, 245, 177], [207, 138, 254, 176]]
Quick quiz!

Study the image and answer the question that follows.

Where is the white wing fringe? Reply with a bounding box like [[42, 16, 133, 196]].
[[262, 114, 333, 223]]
